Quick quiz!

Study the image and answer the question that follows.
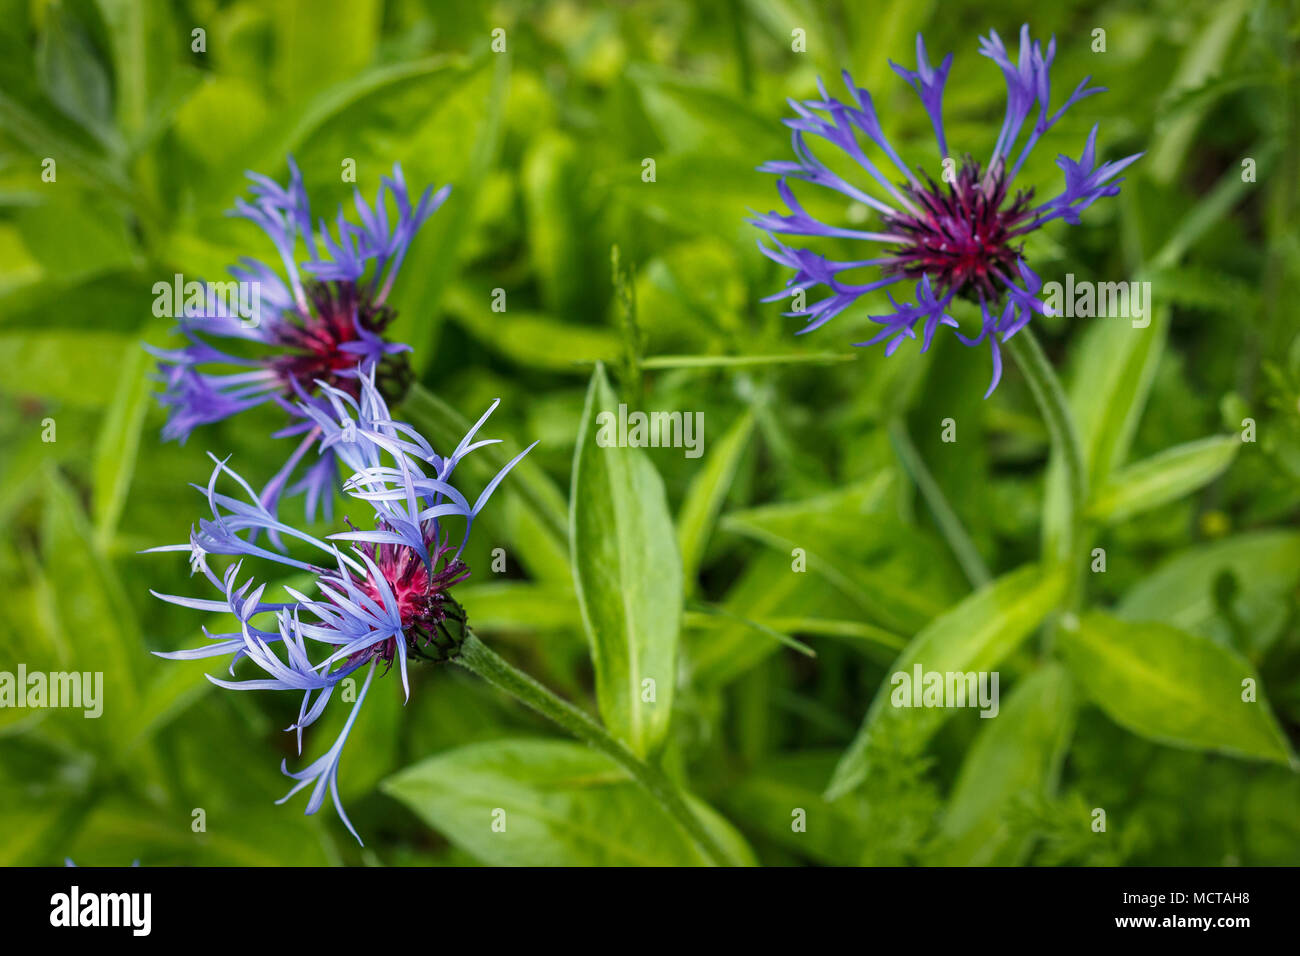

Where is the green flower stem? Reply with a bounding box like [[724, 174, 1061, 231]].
[[888, 417, 992, 589], [1005, 327, 1089, 634], [454, 633, 735, 866]]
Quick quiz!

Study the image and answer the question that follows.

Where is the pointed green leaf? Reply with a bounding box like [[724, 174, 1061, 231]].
[[570, 364, 682, 757], [929, 665, 1076, 866], [677, 409, 753, 593], [1088, 435, 1239, 523], [1060, 611, 1294, 765], [827, 564, 1066, 799]]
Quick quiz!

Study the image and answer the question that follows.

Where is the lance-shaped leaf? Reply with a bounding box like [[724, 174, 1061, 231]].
[[929, 664, 1077, 866], [1060, 611, 1294, 765], [570, 364, 683, 757], [826, 564, 1066, 799], [1087, 435, 1239, 523]]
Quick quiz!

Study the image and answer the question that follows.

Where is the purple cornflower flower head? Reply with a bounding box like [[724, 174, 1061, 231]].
[[149, 158, 451, 516], [147, 367, 535, 845], [753, 25, 1143, 396]]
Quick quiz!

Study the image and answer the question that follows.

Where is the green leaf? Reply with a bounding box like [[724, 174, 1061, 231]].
[[928, 665, 1076, 866], [723, 752, 868, 865], [1060, 611, 1294, 765], [677, 409, 754, 593], [38, 467, 142, 744], [92, 342, 153, 549], [1043, 307, 1169, 554], [456, 581, 580, 634], [207, 55, 470, 208], [522, 130, 604, 317], [392, 54, 509, 368], [1118, 532, 1300, 640], [686, 552, 855, 687], [38, 2, 118, 151], [1087, 435, 1239, 524], [570, 364, 682, 757], [0, 331, 131, 407], [826, 564, 1066, 800], [382, 738, 753, 866], [271, 0, 381, 103], [721, 475, 963, 632], [446, 285, 620, 373]]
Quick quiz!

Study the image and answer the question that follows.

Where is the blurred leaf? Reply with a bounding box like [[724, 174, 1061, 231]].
[[1147, 0, 1253, 184], [827, 564, 1066, 800], [1087, 435, 1239, 524], [38, 466, 141, 742], [272, 0, 380, 102], [91, 341, 152, 549], [722, 474, 962, 632], [677, 408, 754, 593], [0, 330, 131, 407], [382, 738, 753, 866], [928, 665, 1076, 866], [393, 54, 509, 368], [1060, 611, 1294, 765], [446, 284, 620, 373], [37, 1, 118, 152], [687, 551, 855, 687], [207, 55, 469, 207], [1118, 532, 1300, 640], [1044, 308, 1169, 555], [570, 364, 682, 757], [523, 130, 603, 317], [724, 751, 867, 865], [457, 581, 579, 634]]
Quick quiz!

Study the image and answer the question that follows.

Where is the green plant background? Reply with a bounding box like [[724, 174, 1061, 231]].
[[1, 0, 1298, 866]]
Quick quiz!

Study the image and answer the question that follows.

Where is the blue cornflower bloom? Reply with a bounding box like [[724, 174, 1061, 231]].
[[147, 367, 535, 844], [753, 26, 1143, 395], [149, 158, 450, 517]]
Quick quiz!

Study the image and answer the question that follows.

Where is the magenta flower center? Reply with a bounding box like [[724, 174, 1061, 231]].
[[270, 280, 409, 402], [883, 158, 1035, 302], [352, 534, 471, 665]]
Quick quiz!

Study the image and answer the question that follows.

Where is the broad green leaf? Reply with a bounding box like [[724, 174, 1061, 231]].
[[382, 738, 753, 866], [826, 564, 1066, 800], [1118, 532, 1300, 642], [570, 364, 682, 756], [929, 665, 1076, 866], [677, 409, 754, 593], [92, 341, 153, 549], [1087, 435, 1239, 523], [629, 66, 786, 157], [1060, 611, 1294, 765]]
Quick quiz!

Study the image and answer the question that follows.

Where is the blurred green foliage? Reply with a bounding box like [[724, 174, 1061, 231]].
[[0, 0, 1298, 866]]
